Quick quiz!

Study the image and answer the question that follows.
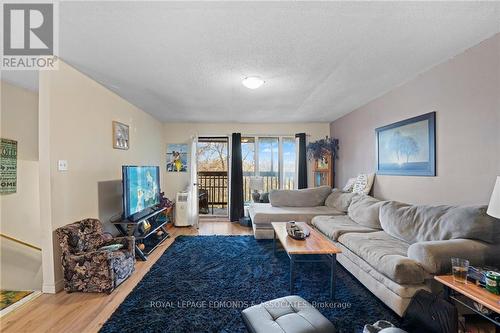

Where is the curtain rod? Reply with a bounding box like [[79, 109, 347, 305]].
[[239, 133, 311, 137], [194, 134, 310, 137], [194, 133, 313, 139]]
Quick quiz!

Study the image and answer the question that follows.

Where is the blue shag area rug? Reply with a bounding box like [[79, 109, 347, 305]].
[[100, 235, 400, 333]]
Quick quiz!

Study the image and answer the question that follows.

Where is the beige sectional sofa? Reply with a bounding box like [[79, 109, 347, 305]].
[[249, 186, 344, 239], [249, 187, 500, 316], [249, 203, 344, 239]]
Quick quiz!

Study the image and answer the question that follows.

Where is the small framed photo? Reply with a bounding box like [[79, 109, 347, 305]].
[[112, 121, 129, 150]]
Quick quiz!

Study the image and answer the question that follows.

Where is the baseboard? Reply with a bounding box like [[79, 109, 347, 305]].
[[42, 279, 64, 294], [0, 291, 42, 317]]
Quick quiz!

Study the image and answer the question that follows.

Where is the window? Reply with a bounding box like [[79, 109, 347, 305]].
[[197, 138, 228, 171], [241, 137, 255, 174], [241, 136, 296, 202], [258, 137, 279, 191], [282, 137, 296, 190]]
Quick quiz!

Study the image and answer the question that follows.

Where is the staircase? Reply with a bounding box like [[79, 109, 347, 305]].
[[0, 233, 43, 317]]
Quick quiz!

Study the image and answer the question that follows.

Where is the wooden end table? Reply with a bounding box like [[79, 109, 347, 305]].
[[435, 275, 500, 327], [272, 222, 342, 298]]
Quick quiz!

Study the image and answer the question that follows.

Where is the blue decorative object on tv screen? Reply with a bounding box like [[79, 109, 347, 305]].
[[375, 112, 436, 176], [122, 165, 161, 221]]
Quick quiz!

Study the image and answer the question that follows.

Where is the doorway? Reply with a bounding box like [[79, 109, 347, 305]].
[[197, 137, 229, 217]]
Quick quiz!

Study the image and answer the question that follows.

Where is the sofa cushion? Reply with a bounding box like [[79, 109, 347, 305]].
[[248, 203, 343, 226], [312, 215, 378, 241], [324, 189, 358, 213], [347, 195, 384, 229], [269, 186, 331, 207], [337, 243, 431, 298], [338, 231, 426, 284], [380, 201, 498, 244]]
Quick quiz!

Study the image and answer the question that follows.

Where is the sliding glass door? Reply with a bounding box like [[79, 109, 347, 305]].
[[196, 137, 229, 217]]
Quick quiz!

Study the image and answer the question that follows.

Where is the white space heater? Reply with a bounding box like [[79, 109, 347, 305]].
[[175, 191, 191, 226]]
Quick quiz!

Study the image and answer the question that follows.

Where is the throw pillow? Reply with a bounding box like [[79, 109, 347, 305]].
[[98, 243, 124, 252], [259, 192, 270, 203], [342, 177, 357, 192], [325, 189, 358, 213], [352, 173, 375, 194]]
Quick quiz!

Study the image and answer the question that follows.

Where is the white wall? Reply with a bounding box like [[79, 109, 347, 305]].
[[0, 81, 42, 291], [38, 60, 164, 292], [162, 122, 330, 200], [330, 34, 500, 205]]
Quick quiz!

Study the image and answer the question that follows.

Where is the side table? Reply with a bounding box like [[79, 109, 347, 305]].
[[435, 275, 500, 327]]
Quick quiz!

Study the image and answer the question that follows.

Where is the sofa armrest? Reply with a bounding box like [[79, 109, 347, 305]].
[[408, 239, 498, 275], [104, 236, 135, 254]]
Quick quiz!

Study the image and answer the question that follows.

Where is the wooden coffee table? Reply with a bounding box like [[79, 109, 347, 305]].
[[272, 222, 342, 298]]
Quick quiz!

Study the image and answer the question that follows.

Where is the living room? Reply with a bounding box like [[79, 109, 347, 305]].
[[0, 2, 499, 333]]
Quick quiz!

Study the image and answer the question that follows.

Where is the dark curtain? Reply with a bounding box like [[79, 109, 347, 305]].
[[230, 133, 244, 221], [295, 133, 307, 189]]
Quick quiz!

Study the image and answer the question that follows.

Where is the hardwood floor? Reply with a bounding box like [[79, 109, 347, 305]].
[[0, 221, 252, 333]]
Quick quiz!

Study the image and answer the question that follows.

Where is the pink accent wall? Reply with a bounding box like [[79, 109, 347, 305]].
[[330, 33, 500, 205]]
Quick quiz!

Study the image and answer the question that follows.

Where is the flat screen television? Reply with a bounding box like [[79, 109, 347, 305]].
[[122, 165, 161, 221]]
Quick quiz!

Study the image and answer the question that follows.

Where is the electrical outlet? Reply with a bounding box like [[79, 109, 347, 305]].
[[58, 160, 68, 171]]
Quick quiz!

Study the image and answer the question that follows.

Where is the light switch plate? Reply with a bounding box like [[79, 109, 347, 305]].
[[58, 160, 68, 171]]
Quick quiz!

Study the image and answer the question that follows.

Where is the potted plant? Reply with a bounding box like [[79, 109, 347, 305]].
[[159, 192, 174, 215], [306, 136, 339, 160]]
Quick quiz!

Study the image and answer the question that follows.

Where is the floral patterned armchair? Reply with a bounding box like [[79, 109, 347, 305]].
[[55, 218, 135, 293]]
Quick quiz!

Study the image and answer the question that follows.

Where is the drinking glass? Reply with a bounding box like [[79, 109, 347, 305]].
[[451, 258, 469, 284]]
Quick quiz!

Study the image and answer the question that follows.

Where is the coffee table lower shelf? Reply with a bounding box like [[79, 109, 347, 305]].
[[271, 222, 341, 299]]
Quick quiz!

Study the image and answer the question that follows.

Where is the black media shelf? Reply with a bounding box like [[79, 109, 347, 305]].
[[134, 218, 168, 240], [110, 207, 170, 261], [142, 232, 169, 256]]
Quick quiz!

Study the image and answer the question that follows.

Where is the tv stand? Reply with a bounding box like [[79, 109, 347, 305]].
[[111, 207, 170, 261]]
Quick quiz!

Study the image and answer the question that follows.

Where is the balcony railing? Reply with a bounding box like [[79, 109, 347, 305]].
[[197, 171, 295, 214], [243, 172, 291, 203], [198, 171, 228, 215]]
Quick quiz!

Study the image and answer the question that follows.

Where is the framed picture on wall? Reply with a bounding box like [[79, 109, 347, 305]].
[[166, 144, 188, 172], [112, 121, 129, 150], [375, 112, 436, 176]]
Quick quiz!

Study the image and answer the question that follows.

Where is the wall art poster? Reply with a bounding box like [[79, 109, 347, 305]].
[[166, 144, 188, 172], [0, 138, 18, 194]]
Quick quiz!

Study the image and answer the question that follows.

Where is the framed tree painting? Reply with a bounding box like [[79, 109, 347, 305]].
[[375, 112, 436, 176]]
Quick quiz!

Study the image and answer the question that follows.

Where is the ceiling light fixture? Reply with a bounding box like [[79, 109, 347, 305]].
[[242, 76, 264, 89]]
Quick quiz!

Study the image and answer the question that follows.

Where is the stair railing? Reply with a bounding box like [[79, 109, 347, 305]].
[[0, 233, 42, 251]]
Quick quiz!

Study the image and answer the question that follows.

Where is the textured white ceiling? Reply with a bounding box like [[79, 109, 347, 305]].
[[2, 1, 500, 122]]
